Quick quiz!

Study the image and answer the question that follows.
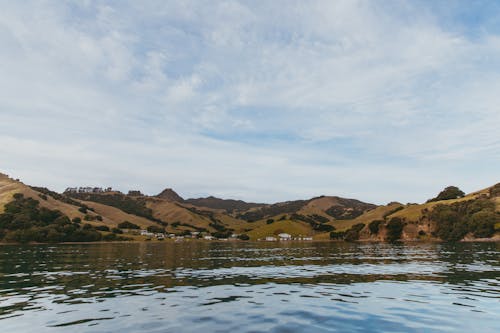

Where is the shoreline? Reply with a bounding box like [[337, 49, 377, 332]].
[[1, 238, 499, 245]]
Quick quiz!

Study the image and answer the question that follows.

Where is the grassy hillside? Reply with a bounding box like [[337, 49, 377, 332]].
[[246, 220, 314, 240], [1, 172, 498, 243]]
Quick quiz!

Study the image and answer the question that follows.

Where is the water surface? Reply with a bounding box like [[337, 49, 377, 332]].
[[0, 242, 499, 332]]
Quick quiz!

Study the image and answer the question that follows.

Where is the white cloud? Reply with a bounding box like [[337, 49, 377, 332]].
[[0, 1, 498, 204]]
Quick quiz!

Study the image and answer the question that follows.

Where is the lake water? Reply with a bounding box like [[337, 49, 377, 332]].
[[0, 242, 499, 332]]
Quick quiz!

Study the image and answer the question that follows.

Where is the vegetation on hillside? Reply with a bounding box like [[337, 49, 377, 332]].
[[290, 213, 334, 232], [236, 199, 310, 222], [68, 192, 163, 224], [385, 217, 404, 242], [429, 199, 499, 241], [427, 186, 465, 202], [0, 194, 128, 243]]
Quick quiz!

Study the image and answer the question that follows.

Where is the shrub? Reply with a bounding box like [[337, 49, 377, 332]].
[[111, 228, 123, 234], [368, 220, 383, 234], [147, 225, 165, 233], [427, 186, 465, 202], [329, 231, 346, 240], [386, 217, 404, 242], [266, 219, 274, 224], [344, 229, 360, 242], [118, 221, 140, 229], [13, 193, 24, 200], [78, 207, 88, 214], [238, 234, 250, 240], [430, 205, 467, 241], [72, 217, 82, 223], [468, 210, 497, 238], [95, 225, 110, 232], [315, 224, 335, 232]]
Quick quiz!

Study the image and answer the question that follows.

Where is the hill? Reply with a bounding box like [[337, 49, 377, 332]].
[[1, 172, 499, 243], [184, 196, 264, 212]]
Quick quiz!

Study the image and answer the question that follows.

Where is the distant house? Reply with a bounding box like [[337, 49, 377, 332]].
[[128, 190, 143, 196], [140, 230, 154, 237], [74, 186, 104, 193], [303, 236, 313, 241], [204, 235, 214, 240], [265, 236, 277, 241], [278, 233, 292, 241]]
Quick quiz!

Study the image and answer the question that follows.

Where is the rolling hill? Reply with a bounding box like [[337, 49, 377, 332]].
[[0, 171, 498, 243]]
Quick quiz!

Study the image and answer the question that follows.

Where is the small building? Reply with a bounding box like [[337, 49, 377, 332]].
[[128, 190, 143, 196], [265, 236, 277, 241], [303, 236, 313, 241], [278, 233, 292, 241], [204, 235, 214, 240], [140, 230, 154, 237], [65, 187, 78, 193]]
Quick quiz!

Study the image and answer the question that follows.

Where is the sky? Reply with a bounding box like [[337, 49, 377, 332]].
[[1, 0, 499, 204]]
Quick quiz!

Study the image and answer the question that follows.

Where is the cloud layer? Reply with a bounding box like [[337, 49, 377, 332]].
[[1, 1, 499, 204]]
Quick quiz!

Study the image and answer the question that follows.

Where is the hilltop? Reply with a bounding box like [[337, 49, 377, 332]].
[[0, 172, 498, 243]]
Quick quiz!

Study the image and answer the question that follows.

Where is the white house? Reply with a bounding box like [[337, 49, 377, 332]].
[[265, 236, 277, 241], [278, 233, 292, 240], [303, 236, 313, 241], [140, 230, 154, 237], [204, 235, 214, 240]]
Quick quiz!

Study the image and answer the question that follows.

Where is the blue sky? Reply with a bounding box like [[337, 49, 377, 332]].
[[0, 0, 499, 204]]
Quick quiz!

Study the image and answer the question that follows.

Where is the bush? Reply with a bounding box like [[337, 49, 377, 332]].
[[315, 224, 335, 232], [78, 207, 88, 214], [147, 225, 165, 233], [329, 231, 345, 240], [72, 217, 82, 223], [238, 234, 250, 240], [266, 219, 274, 225], [111, 228, 123, 234], [118, 221, 140, 229], [344, 229, 360, 242], [427, 186, 465, 202], [368, 220, 383, 234], [469, 210, 497, 238], [386, 217, 404, 242], [95, 225, 110, 232]]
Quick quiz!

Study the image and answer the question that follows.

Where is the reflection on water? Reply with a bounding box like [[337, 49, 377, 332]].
[[0, 242, 499, 332]]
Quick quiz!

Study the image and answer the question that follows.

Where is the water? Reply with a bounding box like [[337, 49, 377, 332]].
[[0, 242, 498, 332]]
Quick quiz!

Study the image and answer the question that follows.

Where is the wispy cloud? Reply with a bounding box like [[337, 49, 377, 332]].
[[0, 0, 499, 204]]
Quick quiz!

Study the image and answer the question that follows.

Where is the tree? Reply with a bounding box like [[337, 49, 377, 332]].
[[469, 210, 497, 238], [386, 217, 404, 242], [118, 221, 140, 229], [428, 186, 465, 202], [147, 225, 165, 233], [368, 220, 383, 235], [238, 234, 250, 240]]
